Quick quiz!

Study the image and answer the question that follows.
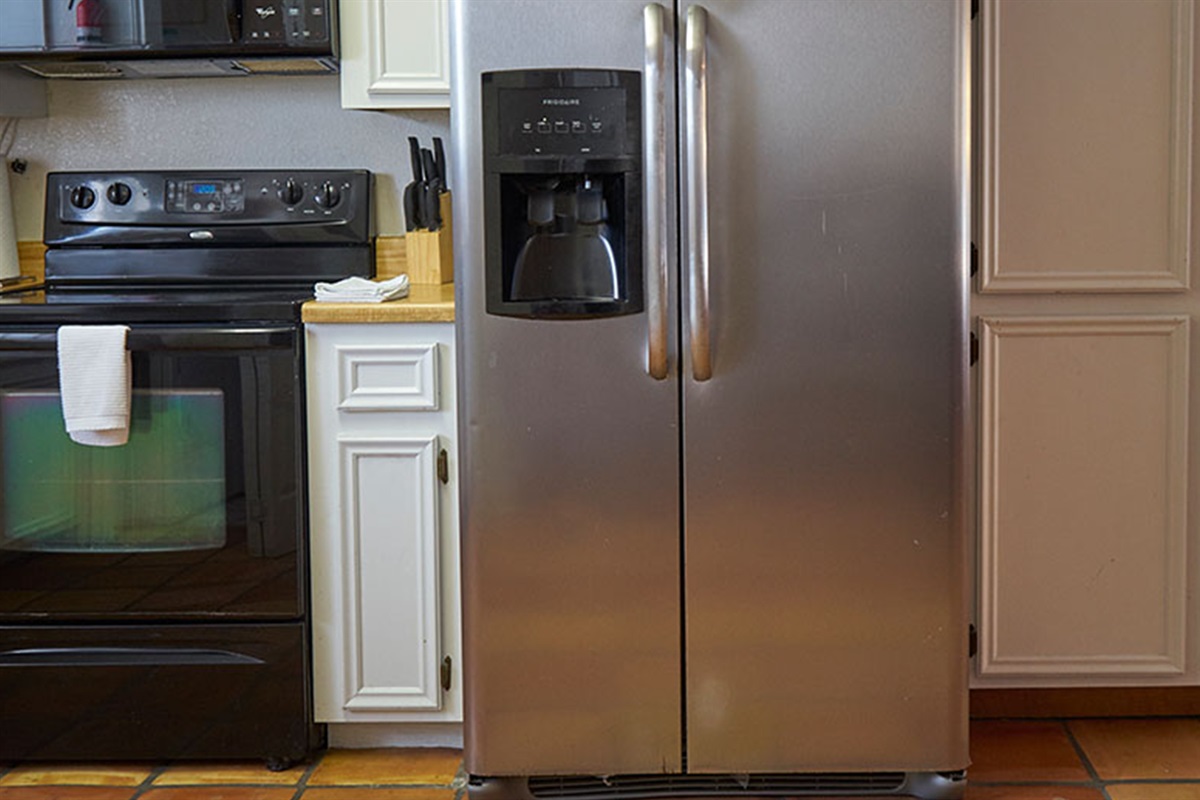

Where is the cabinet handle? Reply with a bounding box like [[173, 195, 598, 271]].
[[441, 655, 453, 691], [437, 448, 449, 484]]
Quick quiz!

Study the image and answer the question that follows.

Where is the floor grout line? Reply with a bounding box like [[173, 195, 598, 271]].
[[1060, 717, 1115, 800]]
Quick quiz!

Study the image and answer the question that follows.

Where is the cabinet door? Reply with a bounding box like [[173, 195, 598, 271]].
[[974, 0, 1198, 687], [339, 0, 450, 109], [333, 434, 443, 712], [307, 323, 460, 723]]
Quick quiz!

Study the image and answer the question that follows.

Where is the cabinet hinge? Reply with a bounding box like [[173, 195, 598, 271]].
[[440, 655, 453, 692], [437, 448, 449, 484], [969, 332, 979, 367], [969, 242, 978, 278], [969, 624, 978, 659]]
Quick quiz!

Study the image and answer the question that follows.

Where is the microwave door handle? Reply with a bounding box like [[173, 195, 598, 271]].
[[644, 2, 669, 380], [0, 326, 295, 351], [685, 4, 712, 382]]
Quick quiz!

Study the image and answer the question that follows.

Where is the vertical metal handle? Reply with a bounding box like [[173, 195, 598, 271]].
[[644, 3, 669, 380], [685, 4, 712, 381]]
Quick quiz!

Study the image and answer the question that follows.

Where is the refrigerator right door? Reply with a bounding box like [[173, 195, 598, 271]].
[[680, 0, 970, 774]]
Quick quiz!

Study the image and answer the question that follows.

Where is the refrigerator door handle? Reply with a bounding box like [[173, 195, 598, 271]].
[[644, 2, 669, 380], [685, 3, 712, 382]]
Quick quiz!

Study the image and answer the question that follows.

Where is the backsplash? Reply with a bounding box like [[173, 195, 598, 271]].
[[4, 75, 448, 238]]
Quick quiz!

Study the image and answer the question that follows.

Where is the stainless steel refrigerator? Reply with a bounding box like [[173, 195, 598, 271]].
[[451, 2, 970, 798]]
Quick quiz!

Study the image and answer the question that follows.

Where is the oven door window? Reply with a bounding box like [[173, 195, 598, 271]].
[[0, 327, 303, 621], [3, 390, 227, 553]]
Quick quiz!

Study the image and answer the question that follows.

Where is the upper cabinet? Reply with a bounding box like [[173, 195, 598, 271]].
[[979, 0, 1192, 292], [339, 0, 450, 109]]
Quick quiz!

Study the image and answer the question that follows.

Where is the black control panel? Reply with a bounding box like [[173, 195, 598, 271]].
[[45, 170, 370, 247], [497, 86, 629, 157], [242, 0, 330, 46]]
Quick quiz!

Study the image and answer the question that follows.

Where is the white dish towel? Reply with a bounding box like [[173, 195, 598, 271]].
[[57, 325, 132, 447], [314, 274, 410, 303]]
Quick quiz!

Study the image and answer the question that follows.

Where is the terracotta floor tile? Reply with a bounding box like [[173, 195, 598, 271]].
[[152, 762, 307, 786], [306, 749, 462, 787], [1107, 785, 1200, 800], [0, 764, 154, 787], [969, 720, 1092, 783], [140, 789, 297, 800], [1069, 718, 1200, 780], [301, 789, 457, 800], [0, 789, 136, 800], [965, 787, 1106, 800]]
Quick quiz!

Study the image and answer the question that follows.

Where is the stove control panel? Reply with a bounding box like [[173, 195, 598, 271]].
[[45, 170, 372, 247]]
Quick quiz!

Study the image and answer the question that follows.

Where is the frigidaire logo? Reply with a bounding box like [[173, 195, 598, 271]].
[[255, 5, 277, 18], [542, 98, 581, 106]]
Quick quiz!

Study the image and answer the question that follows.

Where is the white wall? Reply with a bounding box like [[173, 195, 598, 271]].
[[5, 74, 449, 237]]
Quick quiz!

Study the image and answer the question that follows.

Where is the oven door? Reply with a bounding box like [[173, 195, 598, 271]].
[[0, 324, 305, 622]]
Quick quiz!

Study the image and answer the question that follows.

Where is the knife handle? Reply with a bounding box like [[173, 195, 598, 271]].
[[433, 137, 447, 185], [408, 136, 423, 181]]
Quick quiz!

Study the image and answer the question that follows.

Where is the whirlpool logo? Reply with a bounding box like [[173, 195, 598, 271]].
[[254, 5, 278, 18]]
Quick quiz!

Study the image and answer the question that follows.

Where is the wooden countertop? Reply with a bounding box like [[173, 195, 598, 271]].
[[301, 282, 455, 323]]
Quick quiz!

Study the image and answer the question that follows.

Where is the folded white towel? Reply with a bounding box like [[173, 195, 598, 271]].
[[57, 325, 131, 447], [314, 274, 410, 303]]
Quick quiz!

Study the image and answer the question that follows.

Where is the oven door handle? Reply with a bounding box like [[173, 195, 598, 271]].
[[0, 647, 265, 667], [0, 326, 296, 351]]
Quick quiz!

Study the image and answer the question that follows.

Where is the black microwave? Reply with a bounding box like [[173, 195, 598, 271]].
[[0, 0, 336, 78]]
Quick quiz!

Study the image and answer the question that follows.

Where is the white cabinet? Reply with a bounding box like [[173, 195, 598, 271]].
[[973, 0, 1199, 687], [307, 322, 461, 722], [338, 0, 450, 109]]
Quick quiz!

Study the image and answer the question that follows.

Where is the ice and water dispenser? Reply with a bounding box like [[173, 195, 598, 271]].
[[482, 69, 642, 318]]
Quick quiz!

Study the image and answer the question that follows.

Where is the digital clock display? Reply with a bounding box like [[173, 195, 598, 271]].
[[166, 178, 245, 214]]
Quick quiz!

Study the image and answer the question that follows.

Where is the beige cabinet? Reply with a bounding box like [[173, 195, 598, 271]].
[[306, 322, 461, 722], [973, 0, 1198, 686], [339, 0, 450, 109]]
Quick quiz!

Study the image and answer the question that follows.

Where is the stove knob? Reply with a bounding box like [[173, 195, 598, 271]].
[[313, 180, 341, 209], [69, 185, 96, 210], [106, 182, 133, 206], [278, 178, 304, 206]]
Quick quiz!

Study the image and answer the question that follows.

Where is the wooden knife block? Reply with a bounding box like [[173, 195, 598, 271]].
[[406, 192, 454, 285]]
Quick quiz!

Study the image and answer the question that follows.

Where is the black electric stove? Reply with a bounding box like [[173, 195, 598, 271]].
[[0, 168, 374, 322], [0, 169, 372, 768]]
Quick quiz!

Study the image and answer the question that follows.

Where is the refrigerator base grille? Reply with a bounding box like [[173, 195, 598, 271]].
[[528, 773, 905, 796], [470, 771, 966, 800]]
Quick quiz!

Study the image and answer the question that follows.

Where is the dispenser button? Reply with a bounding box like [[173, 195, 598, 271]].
[[521, 121, 534, 134], [571, 120, 586, 134], [590, 119, 603, 133], [536, 120, 551, 134], [554, 120, 569, 134]]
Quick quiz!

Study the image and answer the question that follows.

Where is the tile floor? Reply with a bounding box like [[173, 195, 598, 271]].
[[0, 718, 1197, 800]]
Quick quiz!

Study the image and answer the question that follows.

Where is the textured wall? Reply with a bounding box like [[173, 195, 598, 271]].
[[5, 74, 449, 237]]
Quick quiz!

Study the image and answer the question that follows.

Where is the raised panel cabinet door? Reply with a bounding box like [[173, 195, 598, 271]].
[[336, 435, 443, 712], [980, 0, 1192, 291], [977, 316, 1190, 678], [307, 323, 461, 724], [339, 0, 450, 109]]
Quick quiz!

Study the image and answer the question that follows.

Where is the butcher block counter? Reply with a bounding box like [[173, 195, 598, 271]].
[[301, 282, 454, 323], [300, 234, 454, 323]]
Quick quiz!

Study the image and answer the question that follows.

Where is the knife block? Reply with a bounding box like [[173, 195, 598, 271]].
[[406, 192, 454, 285]]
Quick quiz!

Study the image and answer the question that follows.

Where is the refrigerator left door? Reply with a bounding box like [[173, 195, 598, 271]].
[[452, 0, 682, 777]]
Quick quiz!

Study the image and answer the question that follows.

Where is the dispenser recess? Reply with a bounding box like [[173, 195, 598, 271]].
[[482, 69, 643, 319]]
